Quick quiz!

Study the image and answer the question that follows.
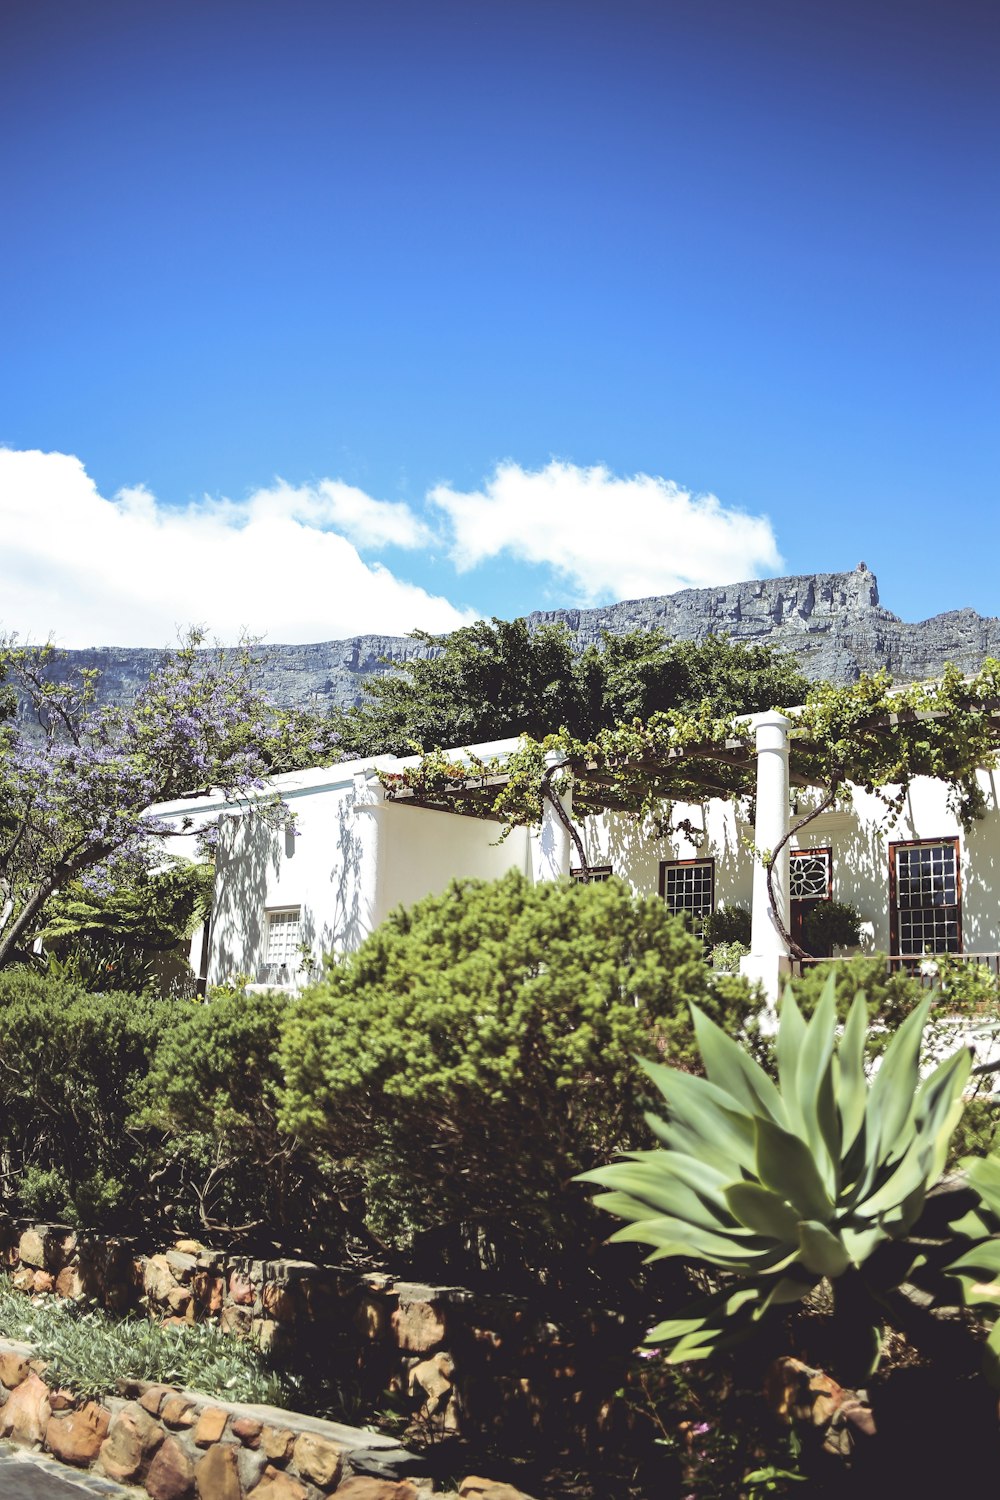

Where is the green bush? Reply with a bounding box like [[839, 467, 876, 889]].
[[703, 906, 751, 947], [132, 991, 347, 1251], [279, 871, 757, 1281], [800, 899, 862, 956], [788, 955, 925, 1024], [0, 971, 179, 1228]]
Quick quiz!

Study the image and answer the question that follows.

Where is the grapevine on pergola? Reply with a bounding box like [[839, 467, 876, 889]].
[[380, 661, 1000, 958]]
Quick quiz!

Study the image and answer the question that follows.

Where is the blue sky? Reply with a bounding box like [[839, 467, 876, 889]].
[[1, 0, 997, 646]]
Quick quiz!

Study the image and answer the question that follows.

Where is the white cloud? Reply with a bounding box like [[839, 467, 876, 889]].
[[430, 460, 783, 602], [0, 449, 471, 648]]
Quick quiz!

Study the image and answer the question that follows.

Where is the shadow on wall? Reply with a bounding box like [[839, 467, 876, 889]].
[[321, 784, 368, 958], [597, 800, 754, 909], [210, 812, 281, 983]]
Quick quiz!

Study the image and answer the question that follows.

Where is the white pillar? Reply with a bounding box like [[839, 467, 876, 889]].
[[353, 772, 388, 944], [740, 711, 792, 1005], [530, 753, 573, 882]]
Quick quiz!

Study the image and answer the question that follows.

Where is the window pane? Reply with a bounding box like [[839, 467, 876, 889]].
[[662, 862, 714, 943], [894, 844, 959, 955], [260, 908, 301, 982], [790, 851, 830, 901]]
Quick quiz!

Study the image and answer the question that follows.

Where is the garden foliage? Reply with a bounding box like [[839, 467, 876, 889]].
[[279, 870, 755, 1278], [582, 975, 1000, 1382]]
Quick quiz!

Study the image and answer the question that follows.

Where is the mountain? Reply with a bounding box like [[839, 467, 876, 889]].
[[13, 565, 1000, 725]]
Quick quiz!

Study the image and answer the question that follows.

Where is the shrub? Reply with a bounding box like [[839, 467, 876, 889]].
[[279, 871, 757, 1282], [0, 971, 178, 1227], [581, 977, 1000, 1384], [800, 899, 862, 956], [132, 991, 348, 1252], [703, 906, 751, 947]]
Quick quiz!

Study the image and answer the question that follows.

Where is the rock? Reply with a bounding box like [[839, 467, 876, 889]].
[[0, 1350, 30, 1388], [292, 1431, 343, 1487], [251, 1318, 282, 1354], [32, 1270, 55, 1294], [166, 1250, 198, 1281], [192, 1270, 225, 1315], [39, 570, 1000, 733], [262, 1283, 295, 1321], [161, 1394, 197, 1427], [355, 1298, 388, 1341], [391, 1300, 446, 1354], [0, 1371, 51, 1444], [45, 1401, 111, 1466], [144, 1254, 179, 1303], [47, 1388, 76, 1411], [98, 1401, 165, 1480], [459, 1481, 537, 1500], [220, 1306, 253, 1337], [147, 1434, 196, 1500], [261, 1425, 295, 1463], [409, 1352, 454, 1409], [194, 1406, 231, 1447], [335, 1483, 419, 1500], [11, 1267, 35, 1291], [167, 1285, 195, 1319], [140, 1384, 173, 1416], [17, 1227, 46, 1269], [237, 1444, 266, 1492], [251, 1467, 308, 1500], [232, 1416, 262, 1446], [229, 1270, 255, 1306], [195, 1442, 243, 1500], [55, 1265, 85, 1299]]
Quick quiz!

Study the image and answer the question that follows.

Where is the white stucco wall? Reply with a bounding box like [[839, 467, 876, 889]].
[[153, 742, 1000, 987]]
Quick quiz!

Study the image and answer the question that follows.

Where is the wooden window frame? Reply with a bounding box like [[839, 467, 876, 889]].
[[659, 857, 715, 942], [570, 865, 613, 884], [889, 837, 962, 957]]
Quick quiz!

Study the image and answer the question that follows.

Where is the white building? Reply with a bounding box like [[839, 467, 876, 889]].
[[154, 713, 1000, 1001]]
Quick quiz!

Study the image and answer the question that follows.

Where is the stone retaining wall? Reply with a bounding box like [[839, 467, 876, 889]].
[[0, 1221, 632, 1449], [0, 1336, 532, 1500]]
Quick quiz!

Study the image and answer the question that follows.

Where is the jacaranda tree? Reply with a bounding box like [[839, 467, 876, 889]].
[[0, 631, 282, 969]]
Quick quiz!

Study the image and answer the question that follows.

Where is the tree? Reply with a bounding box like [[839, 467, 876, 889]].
[[0, 632, 281, 970], [331, 617, 810, 757], [278, 869, 754, 1285], [37, 858, 215, 994]]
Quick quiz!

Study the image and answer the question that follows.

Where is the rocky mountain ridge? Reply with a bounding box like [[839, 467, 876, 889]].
[[14, 565, 1000, 723]]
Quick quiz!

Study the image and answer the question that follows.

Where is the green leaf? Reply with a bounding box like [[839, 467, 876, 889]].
[[868, 994, 933, 1161], [755, 1116, 834, 1221], [691, 1004, 788, 1125], [725, 1181, 801, 1242], [797, 1220, 851, 1278], [775, 985, 808, 1132], [836, 992, 869, 1153]]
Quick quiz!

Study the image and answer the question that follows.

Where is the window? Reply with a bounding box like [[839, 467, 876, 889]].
[[789, 849, 831, 902], [890, 840, 961, 956], [258, 907, 301, 985], [571, 865, 613, 884], [789, 847, 832, 953], [660, 859, 714, 943]]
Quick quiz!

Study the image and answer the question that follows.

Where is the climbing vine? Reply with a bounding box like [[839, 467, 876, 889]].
[[379, 661, 1000, 952]]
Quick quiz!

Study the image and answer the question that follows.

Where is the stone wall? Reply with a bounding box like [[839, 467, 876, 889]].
[[0, 1221, 631, 1451], [0, 1335, 532, 1500]]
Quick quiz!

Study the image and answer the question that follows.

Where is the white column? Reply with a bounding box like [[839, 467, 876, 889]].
[[740, 711, 792, 1005], [353, 772, 388, 944], [530, 753, 573, 882]]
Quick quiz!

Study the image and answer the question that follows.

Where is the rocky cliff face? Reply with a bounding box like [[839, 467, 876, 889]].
[[15, 565, 1000, 724]]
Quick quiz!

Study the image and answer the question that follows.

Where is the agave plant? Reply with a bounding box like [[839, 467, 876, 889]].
[[580, 977, 989, 1375]]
